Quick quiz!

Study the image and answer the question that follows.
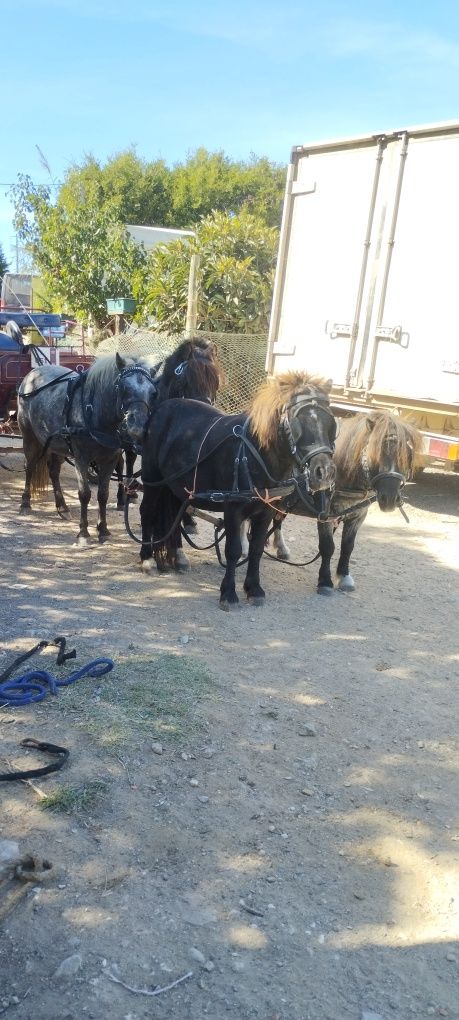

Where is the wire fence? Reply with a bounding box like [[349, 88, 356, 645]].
[[91, 327, 268, 413]]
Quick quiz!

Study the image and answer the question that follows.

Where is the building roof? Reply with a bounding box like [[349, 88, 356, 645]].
[[126, 224, 194, 250]]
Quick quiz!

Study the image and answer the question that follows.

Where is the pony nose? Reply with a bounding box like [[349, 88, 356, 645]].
[[309, 456, 336, 489]]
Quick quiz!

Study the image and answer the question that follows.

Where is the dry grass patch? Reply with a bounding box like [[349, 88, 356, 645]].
[[55, 651, 217, 749]]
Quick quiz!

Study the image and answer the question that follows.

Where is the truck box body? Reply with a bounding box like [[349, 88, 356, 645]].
[[266, 122, 459, 468]]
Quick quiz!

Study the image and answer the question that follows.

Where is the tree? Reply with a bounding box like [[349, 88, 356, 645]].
[[0, 242, 9, 278], [12, 175, 147, 325], [138, 210, 278, 334], [11, 149, 284, 325], [169, 149, 285, 228]]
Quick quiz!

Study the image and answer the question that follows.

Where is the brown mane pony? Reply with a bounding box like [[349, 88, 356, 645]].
[[158, 337, 225, 403], [336, 411, 422, 487], [249, 371, 333, 449]]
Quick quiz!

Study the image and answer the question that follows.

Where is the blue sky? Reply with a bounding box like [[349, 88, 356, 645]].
[[2, 0, 459, 265]]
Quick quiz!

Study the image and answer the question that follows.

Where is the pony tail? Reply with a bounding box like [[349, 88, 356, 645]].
[[30, 456, 50, 496]]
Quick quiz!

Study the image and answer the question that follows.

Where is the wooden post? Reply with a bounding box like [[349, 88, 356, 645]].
[[185, 253, 200, 337]]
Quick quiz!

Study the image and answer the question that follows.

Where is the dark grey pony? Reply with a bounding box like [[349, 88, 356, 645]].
[[17, 353, 156, 545]]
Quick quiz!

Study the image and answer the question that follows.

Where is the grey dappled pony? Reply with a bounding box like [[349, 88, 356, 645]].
[[17, 353, 156, 545]]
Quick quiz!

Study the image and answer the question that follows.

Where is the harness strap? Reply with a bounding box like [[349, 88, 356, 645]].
[[18, 370, 76, 400]]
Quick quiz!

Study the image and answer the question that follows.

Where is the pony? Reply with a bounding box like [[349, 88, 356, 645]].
[[264, 410, 422, 594], [17, 353, 157, 545], [114, 336, 224, 510], [139, 372, 337, 609]]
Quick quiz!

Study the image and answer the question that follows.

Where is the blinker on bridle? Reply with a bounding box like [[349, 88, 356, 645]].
[[280, 394, 336, 472]]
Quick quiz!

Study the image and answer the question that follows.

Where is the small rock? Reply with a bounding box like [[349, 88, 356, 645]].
[[268, 824, 276, 833], [301, 788, 314, 796], [446, 951, 456, 962], [353, 890, 366, 900], [298, 724, 317, 737], [203, 960, 214, 972], [54, 954, 83, 979], [361, 1011, 384, 1020], [179, 634, 190, 645], [189, 947, 206, 965], [0, 839, 19, 863], [189, 778, 199, 787], [375, 661, 390, 671], [231, 959, 245, 973], [151, 742, 163, 756], [198, 795, 209, 804]]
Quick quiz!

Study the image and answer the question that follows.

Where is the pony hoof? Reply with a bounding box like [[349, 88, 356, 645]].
[[246, 595, 265, 607], [116, 503, 125, 512], [141, 558, 154, 574], [317, 585, 335, 596], [183, 521, 198, 535], [276, 550, 290, 561], [58, 508, 71, 520], [98, 531, 111, 544], [337, 575, 355, 592], [75, 534, 91, 547], [19, 506, 31, 515], [174, 561, 190, 573], [220, 600, 240, 612]]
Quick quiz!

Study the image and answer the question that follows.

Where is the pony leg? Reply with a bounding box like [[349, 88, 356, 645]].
[[240, 519, 250, 558], [116, 450, 138, 511], [73, 460, 92, 545], [48, 453, 70, 517], [243, 509, 272, 605], [220, 506, 243, 610], [115, 453, 125, 510], [317, 520, 335, 595], [139, 487, 156, 572], [96, 464, 114, 542], [139, 485, 179, 574], [336, 510, 367, 592], [272, 519, 291, 561], [183, 507, 197, 534]]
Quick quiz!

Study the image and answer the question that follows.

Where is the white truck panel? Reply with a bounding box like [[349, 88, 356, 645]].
[[268, 124, 459, 413]]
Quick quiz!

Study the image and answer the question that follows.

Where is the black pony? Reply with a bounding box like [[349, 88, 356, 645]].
[[140, 372, 337, 609], [115, 337, 223, 509], [266, 410, 421, 594]]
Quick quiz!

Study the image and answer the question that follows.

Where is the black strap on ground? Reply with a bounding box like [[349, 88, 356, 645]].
[[0, 738, 70, 782], [0, 637, 76, 685]]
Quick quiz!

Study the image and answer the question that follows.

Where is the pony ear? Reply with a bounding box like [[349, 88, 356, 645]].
[[116, 352, 125, 371]]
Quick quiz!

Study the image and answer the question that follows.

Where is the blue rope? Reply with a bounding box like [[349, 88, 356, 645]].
[[0, 658, 114, 707]]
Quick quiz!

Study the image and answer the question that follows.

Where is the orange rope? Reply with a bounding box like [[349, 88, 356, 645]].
[[253, 488, 288, 516]]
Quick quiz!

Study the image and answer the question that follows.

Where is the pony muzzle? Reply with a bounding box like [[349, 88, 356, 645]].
[[308, 452, 336, 491]]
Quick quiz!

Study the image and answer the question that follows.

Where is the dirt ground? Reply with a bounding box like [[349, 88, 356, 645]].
[[0, 461, 458, 1020]]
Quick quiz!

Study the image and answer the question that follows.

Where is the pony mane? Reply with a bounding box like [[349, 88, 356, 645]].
[[160, 337, 225, 401], [86, 354, 151, 394], [336, 411, 422, 485], [248, 371, 332, 448]]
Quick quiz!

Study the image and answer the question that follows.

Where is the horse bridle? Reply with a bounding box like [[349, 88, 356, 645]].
[[279, 393, 337, 473], [114, 365, 157, 419], [360, 439, 406, 494]]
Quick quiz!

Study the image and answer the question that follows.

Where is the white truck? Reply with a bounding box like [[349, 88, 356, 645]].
[[266, 121, 459, 470]]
